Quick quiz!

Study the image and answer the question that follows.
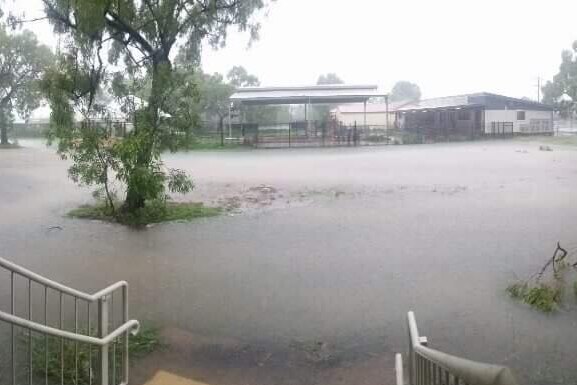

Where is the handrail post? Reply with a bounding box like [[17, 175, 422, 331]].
[[396, 353, 404, 385], [98, 296, 109, 385], [408, 321, 414, 385], [122, 285, 129, 384]]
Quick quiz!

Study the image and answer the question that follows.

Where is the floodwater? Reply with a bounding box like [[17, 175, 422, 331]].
[[1, 139, 577, 384]]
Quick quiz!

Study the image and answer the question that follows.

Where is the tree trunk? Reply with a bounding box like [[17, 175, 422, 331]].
[[0, 109, 8, 145], [219, 116, 224, 147], [122, 55, 170, 212], [0, 124, 7, 145]]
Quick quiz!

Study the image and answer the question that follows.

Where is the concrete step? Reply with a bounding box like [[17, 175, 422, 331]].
[[143, 371, 211, 385]]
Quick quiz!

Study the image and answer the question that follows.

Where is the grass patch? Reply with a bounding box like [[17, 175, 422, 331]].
[[185, 141, 246, 150], [24, 325, 160, 385], [69, 200, 221, 226]]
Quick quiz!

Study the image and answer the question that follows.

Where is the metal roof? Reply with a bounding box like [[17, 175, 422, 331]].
[[397, 92, 554, 112], [334, 101, 413, 114], [396, 95, 473, 111], [230, 85, 382, 105]]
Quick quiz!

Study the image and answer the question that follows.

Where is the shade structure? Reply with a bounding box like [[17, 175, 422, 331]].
[[230, 85, 382, 106]]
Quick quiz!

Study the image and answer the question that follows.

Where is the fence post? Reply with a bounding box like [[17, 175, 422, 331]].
[[98, 296, 109, 385]]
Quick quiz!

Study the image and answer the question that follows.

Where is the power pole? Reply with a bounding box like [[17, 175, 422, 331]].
[[536, 76, 541, 102]]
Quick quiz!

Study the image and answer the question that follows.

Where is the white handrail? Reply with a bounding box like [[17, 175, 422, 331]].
[[0, 256, 127, 301], [407, 311, 520, 385], [0, 310, 140, 346], [396, 353, 404, 385]]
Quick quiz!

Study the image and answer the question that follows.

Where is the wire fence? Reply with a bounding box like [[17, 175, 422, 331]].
[[194, 121, 408, 148]]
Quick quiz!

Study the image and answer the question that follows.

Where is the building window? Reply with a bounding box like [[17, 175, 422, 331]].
[[517, 111, 526, 121], [457, 110, 470, 120]]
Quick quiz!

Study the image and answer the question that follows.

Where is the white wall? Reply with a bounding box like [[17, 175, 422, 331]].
[[484, 109, 553, 134], [337, 112, 395, 127]]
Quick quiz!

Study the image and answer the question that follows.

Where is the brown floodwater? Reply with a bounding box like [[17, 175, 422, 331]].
[[1, 139, 577, 384]]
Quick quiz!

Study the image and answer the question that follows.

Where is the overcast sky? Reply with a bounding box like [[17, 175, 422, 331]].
[[7, 0, 577, 100]]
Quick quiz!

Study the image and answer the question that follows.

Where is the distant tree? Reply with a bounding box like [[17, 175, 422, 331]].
[[542, 44, 577, 118], [227, 66, 260, 88], [200, 73, 234, 143], [0, 27, 52, 144], [313, 73, 344, 124], [317, 73, 344, 85], [390, 81, 421, 103]]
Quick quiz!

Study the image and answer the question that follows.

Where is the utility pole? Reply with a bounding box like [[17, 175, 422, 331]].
[[536, 76, 541, 102]]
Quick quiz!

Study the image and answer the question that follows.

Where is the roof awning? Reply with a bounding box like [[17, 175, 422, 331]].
[[230, 85, 383, 105]]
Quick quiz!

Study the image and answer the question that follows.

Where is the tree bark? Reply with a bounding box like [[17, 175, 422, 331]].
[[0, 124, 7, 145], [122, 54, 170, 212], [0, 108, 8, 145], [219, 116, 224, 147]]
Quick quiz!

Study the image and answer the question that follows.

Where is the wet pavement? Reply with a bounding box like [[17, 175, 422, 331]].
[[1, 139, 577, 384]]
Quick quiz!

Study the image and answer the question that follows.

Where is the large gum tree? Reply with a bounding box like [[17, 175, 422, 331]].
[[41, 0, 270, 211]]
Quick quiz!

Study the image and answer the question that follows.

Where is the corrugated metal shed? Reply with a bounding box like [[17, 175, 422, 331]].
[[397, 92, 554, 112], [230, 85, 382, 105]]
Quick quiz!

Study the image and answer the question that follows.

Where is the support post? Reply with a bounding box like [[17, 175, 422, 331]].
[[98, 296, 109, 385], [363, 100, 367, 129], [385, 94, 390, 132], [288, 104, 292, 148], [228, 103, 232, 139]]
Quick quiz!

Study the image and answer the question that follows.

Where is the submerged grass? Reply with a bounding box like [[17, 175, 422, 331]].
[[68, 200, 221, 226]]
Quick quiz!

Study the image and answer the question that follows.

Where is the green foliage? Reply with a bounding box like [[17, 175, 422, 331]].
[[41, 0, 271, 212], [313, 73, 344, 125], [507, 282, 561, 313], [0, 25, 53, 144], [506, 282, 528, 300], [390, 81, 421, 103], [227, 66, 260, 88], [69, 200, 221, 226], [507, 243, 577, 312], [541, 42, 577, 114], [524, 285, 561, 313], [25, 325, 160, 385], [316, 73, 344, 85]]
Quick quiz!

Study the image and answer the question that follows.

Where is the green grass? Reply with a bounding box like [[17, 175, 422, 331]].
[[68, 200, 221, 226], [25, 325, 160, 385]]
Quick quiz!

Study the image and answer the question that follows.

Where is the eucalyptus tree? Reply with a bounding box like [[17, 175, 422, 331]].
[[41, 0, 271, 211]]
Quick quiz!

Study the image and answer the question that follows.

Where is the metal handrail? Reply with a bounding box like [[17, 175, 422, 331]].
[[0, 256, 138, 385], [0, 310, 139, 346], [396, 353, 404, 385], [0, 256, 128, 302], [406, 311, 520, 385]]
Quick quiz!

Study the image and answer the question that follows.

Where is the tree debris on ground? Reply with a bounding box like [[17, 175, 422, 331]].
[[507, 242, 577, 312]]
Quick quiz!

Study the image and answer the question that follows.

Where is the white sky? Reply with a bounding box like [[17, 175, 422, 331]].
[[7, 0, 577, 100]]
